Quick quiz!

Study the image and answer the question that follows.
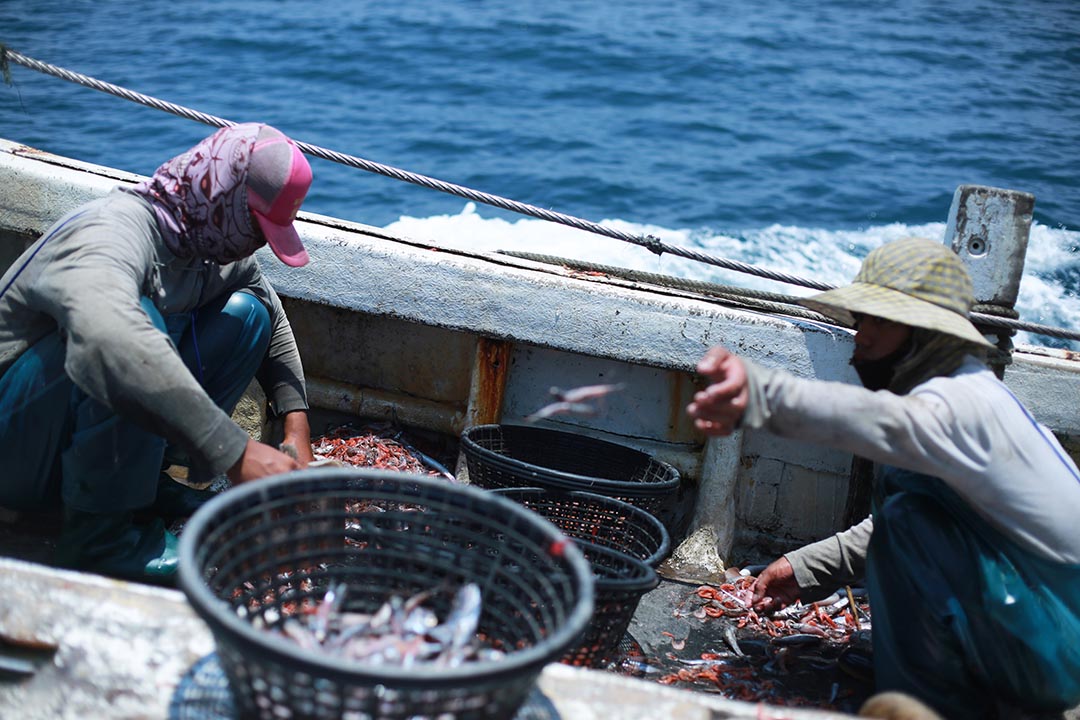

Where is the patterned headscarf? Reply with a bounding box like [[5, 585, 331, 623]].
[[126, 123, 265, 264]]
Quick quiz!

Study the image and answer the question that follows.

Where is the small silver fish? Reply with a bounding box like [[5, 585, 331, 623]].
[[550, 382, 626, 403], [672, 656, 731, 667], [721, 621, 744, 657], [268, 582, 494, 668], [525, 382, 626, 423], [280, 618, 320, 651], [525, 400, 598, 422], [280, 442, 343, 467], [312, 582, 348, 644], [431, 583, 482, 666], [401, 606, 439, 636], [771, 601, 811, 621]]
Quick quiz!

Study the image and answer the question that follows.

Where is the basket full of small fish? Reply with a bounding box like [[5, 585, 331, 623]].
[[177, 468, 594, 720], [461, 424, 686, 538]]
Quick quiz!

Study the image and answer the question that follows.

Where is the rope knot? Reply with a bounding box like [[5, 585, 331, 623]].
[[641, 234, 664, 256]]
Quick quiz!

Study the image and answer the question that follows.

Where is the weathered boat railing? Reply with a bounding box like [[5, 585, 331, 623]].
[[1, 138, 1078, 581]]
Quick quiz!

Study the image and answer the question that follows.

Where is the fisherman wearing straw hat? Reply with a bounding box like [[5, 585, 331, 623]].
[[687, 237, 1080, 719]]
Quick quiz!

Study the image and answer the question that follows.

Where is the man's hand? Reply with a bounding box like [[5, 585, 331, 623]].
[[281, 410, 315, 466], [686, 346, 750, 436], [226, 437, 301, 484], [750, 557, 802, 613]]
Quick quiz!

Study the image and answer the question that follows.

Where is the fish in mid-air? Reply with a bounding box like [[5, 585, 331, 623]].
[[525, 382, 626, 422]]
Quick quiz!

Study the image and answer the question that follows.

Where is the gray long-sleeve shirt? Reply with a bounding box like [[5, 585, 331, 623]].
[[0, 190, 308, 474], [741, 355, 1080, 597]]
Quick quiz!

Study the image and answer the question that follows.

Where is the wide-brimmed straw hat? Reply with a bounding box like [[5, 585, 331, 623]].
[[798, 237, 992, 347]]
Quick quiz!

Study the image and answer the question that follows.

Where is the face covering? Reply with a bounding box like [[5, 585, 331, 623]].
[[851, 328, 985, 394], [851, 338, 913, 391], [126, 123, 266, 265]]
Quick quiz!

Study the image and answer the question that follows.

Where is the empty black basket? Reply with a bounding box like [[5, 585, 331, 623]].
[[461, 424, 685, 537], [491, 487, 671, 568], [559, 541, 658, 669], [178, 468, 594, 720]]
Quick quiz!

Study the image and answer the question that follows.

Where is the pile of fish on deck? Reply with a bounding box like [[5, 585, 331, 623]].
[[232, 421, 875, 712], [617, 569, 874, 711]]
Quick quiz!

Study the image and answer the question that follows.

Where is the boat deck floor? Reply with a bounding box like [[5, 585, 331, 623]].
[[0, 506, 874, 715], [2, 510, 1078, 720]]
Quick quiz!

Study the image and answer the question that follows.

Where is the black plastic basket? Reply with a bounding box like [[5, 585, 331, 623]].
[[559, 541, 658, 669], [178, 468, 594, 720], [461, 424, 686, 537], [490, 487, 671, 568]]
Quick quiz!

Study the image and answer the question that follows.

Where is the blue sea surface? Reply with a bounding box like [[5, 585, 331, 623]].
[[2, 0, 1077, 346]]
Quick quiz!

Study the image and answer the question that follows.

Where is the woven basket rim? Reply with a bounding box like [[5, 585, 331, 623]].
[[489, 486, 672, 566], [461, 423, 680, 496], [177, 467, 595, 688], [578, 540, 660, 593]]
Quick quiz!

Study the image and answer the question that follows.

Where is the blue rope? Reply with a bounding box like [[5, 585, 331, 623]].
[[1002, 383, 1080, 482], [189, 309, 205, 386]]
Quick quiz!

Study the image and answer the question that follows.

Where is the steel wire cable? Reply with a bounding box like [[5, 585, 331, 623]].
[[0, 47, 833, 291], [501, 252, 1080, 341], [2, 47, 1078, 342]]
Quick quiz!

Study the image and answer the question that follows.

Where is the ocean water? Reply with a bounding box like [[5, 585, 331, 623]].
[[2, 0, 1077, 347]]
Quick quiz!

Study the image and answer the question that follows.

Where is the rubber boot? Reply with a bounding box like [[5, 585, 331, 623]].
[[148, 472, 220, 521], [55, 509, 179, 585]]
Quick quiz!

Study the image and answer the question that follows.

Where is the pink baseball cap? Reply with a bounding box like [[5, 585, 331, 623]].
[[246, 126, 313, 267]]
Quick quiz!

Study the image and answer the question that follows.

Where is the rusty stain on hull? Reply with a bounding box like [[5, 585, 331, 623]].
[[464, 337, 513, 430]]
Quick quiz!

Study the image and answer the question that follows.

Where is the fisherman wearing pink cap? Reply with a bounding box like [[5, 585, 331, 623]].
[[0, 123, 316, 584]]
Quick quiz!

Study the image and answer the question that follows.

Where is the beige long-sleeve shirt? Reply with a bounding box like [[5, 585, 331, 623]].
[[741, 355, 1080, 596]]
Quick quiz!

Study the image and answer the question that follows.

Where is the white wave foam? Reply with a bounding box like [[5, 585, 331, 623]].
[[384, 203, 1078, 348]]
